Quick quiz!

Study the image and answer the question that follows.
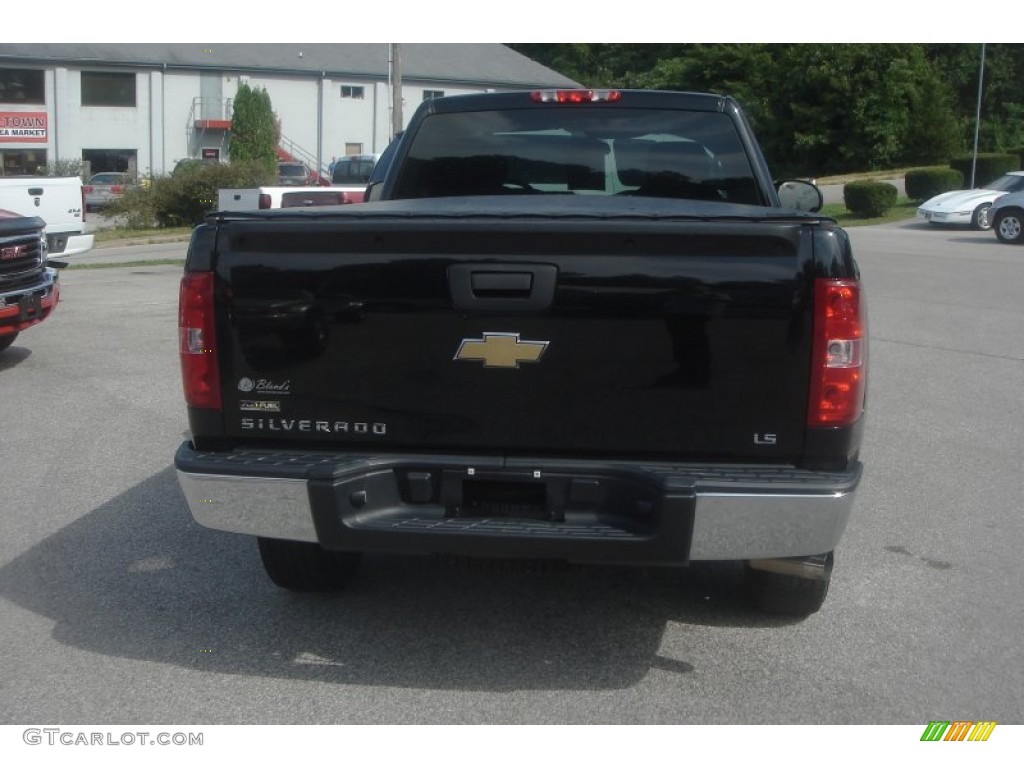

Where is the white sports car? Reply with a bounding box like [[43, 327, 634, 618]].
[[917, 171, 1024, 230]]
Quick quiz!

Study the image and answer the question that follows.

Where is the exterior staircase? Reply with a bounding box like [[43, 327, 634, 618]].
[[276, 135, 331, 186], [187, 97, 330, 184]]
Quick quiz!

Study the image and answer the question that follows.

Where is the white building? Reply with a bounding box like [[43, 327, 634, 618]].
[[0, 43, 577, 179]]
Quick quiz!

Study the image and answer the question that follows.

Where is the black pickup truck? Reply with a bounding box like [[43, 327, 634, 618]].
[[175, 90, 866, 615]]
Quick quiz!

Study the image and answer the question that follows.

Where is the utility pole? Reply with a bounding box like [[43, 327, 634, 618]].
[[317, 72, 324, 185], [390, 43, 403, 139], [970, 43, 986, 189]]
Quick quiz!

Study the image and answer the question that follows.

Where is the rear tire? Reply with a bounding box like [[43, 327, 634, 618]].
[[744, 552, 833, 616], [971, 202, 993, 230], [994, 209, 1024, 244], [0, 333, 18, 353], [257, 537, 362, 592]]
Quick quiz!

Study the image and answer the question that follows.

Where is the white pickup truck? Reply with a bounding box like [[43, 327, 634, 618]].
[[0, 176, 94, 257], [217, 186, 358, 212]]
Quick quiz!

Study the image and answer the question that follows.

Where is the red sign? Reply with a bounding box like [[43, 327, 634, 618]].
[[0, 112, 48, 143]]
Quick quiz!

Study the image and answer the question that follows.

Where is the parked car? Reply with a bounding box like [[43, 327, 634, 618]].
[[917, 171, 1024, 230], [84, 172, 130, 212], [276, 161, 311, 187], [989, 190, 1024, 244]]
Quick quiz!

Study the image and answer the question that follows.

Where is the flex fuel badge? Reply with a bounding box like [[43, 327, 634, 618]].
[[239, 401, 281, 412]]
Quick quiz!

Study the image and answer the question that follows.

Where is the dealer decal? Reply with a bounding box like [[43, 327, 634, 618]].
[[237, 377, 291, 395]]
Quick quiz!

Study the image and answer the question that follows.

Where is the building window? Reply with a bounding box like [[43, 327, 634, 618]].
[[345, 143, 363, 156], [82, 148, 137, 177], [1, 149, 47, 176], [341, 85, 364, 99], [81, 71, 136, 107], [423, 90, 444, 101], [0, 69, 45, 104]]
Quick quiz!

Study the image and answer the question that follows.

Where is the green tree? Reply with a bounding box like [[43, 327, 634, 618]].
[[767, 44, 962, 175], [229, 83, 278, 173], [634, 44, 779, 140], [510, 44, 685, 87], [509, 43, 986, 175], [926, 44, 1024, 153]]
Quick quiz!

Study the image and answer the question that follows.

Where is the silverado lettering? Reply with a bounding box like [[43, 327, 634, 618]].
[[240, 418, 387, 435], [175, 90, 867, 616]]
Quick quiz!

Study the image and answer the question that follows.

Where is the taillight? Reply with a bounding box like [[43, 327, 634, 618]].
[[83, 185, 94, 193], [530, 89, 622, 104], [808, 279, 866, 426], [81, 186, 87, 222], [178, 272, 221, 410], [111, 185, 123, 194], [258, 193, 271, 209]]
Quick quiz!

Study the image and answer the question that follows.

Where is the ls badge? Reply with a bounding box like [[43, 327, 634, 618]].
[[454, 333, 549, 369]]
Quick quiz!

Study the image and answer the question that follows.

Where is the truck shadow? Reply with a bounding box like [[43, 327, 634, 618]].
[[0, 345, 32, 371], [0, 467, 798, 693]]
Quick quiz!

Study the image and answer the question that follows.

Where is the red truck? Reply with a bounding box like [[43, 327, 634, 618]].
[[0, 209, 59, 353]]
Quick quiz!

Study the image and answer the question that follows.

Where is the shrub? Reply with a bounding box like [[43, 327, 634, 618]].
[[38, 158, 87, 180], [843, 180, 898, 218], [949, 153, 1020, 186], [104, 184, 159, 230], [106, 160, 275, 229], [904, 167, 964, 201]]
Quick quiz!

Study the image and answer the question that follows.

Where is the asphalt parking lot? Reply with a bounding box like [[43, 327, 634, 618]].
[[1, 218, 1021, 729]]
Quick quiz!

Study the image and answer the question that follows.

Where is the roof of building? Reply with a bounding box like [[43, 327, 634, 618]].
[[0, 44, 580, 89]]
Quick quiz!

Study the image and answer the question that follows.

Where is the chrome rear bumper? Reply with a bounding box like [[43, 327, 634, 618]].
[[175, 443, 860, 563]]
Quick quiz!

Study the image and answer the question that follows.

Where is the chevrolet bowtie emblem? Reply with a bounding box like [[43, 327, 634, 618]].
[[454, 333, 549, 369]]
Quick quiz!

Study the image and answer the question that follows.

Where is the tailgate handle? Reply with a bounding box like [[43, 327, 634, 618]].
[[449, 264, 557, 313], [471, 271, 533, 295]]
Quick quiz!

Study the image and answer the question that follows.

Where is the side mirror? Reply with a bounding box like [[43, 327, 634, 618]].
[[777, 179, 823, 213]]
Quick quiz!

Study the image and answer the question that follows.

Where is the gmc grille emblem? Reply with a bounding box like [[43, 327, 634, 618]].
[[1, 245, 26, 261]]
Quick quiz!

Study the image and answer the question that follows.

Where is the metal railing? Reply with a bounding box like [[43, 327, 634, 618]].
[[278, 134, 330, 185], [186, 97, 234, 155]]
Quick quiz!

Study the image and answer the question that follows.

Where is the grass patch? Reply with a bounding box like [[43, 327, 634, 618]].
[[65, 258, 186, 270], [819, 199, 918, 227], [815, 167, 916, 186], [93, 226, 192, 244]]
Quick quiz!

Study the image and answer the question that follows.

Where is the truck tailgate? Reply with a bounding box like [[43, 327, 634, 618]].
[[214, 208, 816, 462]]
